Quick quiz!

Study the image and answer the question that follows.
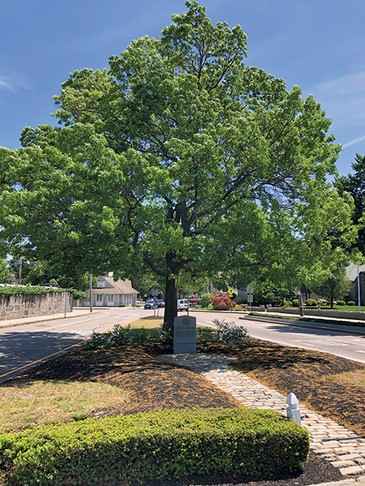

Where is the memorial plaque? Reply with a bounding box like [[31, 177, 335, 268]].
[[173, 315, 197, 353]]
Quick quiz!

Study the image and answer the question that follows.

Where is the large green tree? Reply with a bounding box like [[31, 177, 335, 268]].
[[336, 153, 365, 256], [311, 255, 352, 308], [1, 2, 356, 333]]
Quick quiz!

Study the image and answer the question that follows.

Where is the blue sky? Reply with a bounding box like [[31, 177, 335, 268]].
[[0, 0, 364, 175]]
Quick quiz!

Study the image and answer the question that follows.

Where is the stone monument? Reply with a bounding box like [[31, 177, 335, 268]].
[[173, 315, 197, 353]]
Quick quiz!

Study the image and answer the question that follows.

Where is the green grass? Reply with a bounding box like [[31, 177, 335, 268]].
[[0, 380, 128, 432], [317, 305, 365, 312]]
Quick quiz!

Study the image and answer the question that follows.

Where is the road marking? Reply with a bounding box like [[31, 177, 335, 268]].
[[295, 339, 350, 347], [26, 313, 111, 332]]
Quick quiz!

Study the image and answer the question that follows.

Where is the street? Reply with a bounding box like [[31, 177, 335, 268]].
[[1, 307, 365, 383], [194, 311, 365, 364], [0, 307, 145, 382]]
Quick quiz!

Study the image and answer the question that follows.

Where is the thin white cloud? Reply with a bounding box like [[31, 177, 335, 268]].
[[0, 78, 15, 91], [0, 72, 32, 93], [342, 135, 365, 149], [306, 71, 365, 125]]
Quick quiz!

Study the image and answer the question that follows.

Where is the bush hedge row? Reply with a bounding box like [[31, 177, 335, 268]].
[[0, 407, 309, 485], [0, 285, 65, 297]]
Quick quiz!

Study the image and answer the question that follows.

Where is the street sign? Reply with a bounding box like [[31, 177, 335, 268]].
[[247, 294, 253, 303], [151, 289, 159, 297], [227, 287, 236, 298], [246, 284, 254, 294]]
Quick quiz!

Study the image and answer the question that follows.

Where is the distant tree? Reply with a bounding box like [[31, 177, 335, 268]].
[[0, 1, 356, 336], [311, 260, 351, 309], [336, 154, 365, 256], [253, 283, 296, 306], [0, 258, 12, 284]]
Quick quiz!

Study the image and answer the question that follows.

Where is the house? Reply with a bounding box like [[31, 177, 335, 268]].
[[346, 263, 365, 306], [79, 275, 138, 307]]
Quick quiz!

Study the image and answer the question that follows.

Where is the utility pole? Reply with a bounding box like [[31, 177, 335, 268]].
[[18, 257, 23, 285], [89, 272, 93, 313]]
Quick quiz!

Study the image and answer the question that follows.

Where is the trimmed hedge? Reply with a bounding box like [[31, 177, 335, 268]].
[[0, 285, 65, 297], [0, 407, 309, 485]]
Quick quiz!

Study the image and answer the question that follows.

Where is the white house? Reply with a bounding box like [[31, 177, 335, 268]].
[[80, 275, 138, 307]]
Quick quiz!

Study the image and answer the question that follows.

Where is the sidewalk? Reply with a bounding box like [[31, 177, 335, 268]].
[[161, 353, 365, 486], [0, 308, 94, 329]]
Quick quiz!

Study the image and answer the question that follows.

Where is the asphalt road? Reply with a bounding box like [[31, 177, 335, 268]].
[[192, 311, 365, 364], [0, 307, 146, 382], [1, 307, 365, 383]]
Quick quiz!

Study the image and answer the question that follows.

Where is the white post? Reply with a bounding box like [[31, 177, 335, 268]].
[[64, 290, 67, 318], [287, 392, 301, 425], [357, 264, 361, 311], [89, 273, 93, 313]]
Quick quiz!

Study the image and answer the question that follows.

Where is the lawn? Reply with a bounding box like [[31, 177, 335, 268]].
[[299, 305, 365, 312], [1, 316, 364, 485]]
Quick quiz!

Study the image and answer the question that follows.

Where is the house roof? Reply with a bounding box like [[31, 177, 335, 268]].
[[346, 263, 365, 282], [92, 277, 138, 295]]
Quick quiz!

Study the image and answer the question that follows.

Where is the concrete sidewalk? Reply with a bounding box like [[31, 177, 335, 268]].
[[0, 308, 95, 329]]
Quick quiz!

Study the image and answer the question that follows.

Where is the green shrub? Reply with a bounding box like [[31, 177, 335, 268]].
[[71, 289, 87, 300], [86, 324, 159, 349], [282, 300, 293, 308], [119, 303, 126, 307], [347, 300, 356, 306], [0, 408, 309, 485], [305, 299, 318, 307], [0, 285, 65, 297], [212, 319, 249, 345], [233, 304, 246, 311], [196, 327, 219, 343], [291, 299, 300, 307], [199, 293, 213, 308], [336, 300, 346, 306]]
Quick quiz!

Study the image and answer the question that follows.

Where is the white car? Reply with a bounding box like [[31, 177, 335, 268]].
[[177, 299, 189, 311]]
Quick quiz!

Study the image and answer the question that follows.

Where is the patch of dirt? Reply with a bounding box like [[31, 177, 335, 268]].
[[3, 341, 355, 485]]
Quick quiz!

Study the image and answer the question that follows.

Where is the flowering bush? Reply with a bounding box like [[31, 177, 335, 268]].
[[211, 292, 235, 310]]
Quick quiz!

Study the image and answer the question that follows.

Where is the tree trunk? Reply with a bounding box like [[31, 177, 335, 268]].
[[163, 276, 177, 335]]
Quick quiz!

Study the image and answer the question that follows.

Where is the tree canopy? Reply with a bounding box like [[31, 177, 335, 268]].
[[336, 153, 365, 257], [0, 1, 357, 331]]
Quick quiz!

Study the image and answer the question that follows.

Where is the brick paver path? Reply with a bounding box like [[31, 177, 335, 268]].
[[160, 353, 365, 478]]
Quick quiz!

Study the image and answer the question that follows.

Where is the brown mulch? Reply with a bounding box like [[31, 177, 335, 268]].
[[4, 340, 361, 485], [201, 340, 365, 437]]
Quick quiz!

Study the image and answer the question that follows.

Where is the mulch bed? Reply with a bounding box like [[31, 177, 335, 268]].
[[199, 340, 365, 437], [4, 340, 361, 485]]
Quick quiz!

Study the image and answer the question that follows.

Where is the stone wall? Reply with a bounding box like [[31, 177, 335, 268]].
[[0, 292, 73, 320]]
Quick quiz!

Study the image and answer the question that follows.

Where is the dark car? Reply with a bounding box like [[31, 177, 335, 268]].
[[144, 299, 156, 309]]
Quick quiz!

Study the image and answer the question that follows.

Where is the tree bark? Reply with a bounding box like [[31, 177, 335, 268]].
[[163, 276, 177, 335]]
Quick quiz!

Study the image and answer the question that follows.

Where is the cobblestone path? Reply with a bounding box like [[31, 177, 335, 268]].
[[160, 353, 365, 479]]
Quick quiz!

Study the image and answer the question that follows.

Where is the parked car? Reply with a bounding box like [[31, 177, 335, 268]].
[[144, 299, 156, 309], [177, 299, 189, 311], [157, 299, 165, 308]]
